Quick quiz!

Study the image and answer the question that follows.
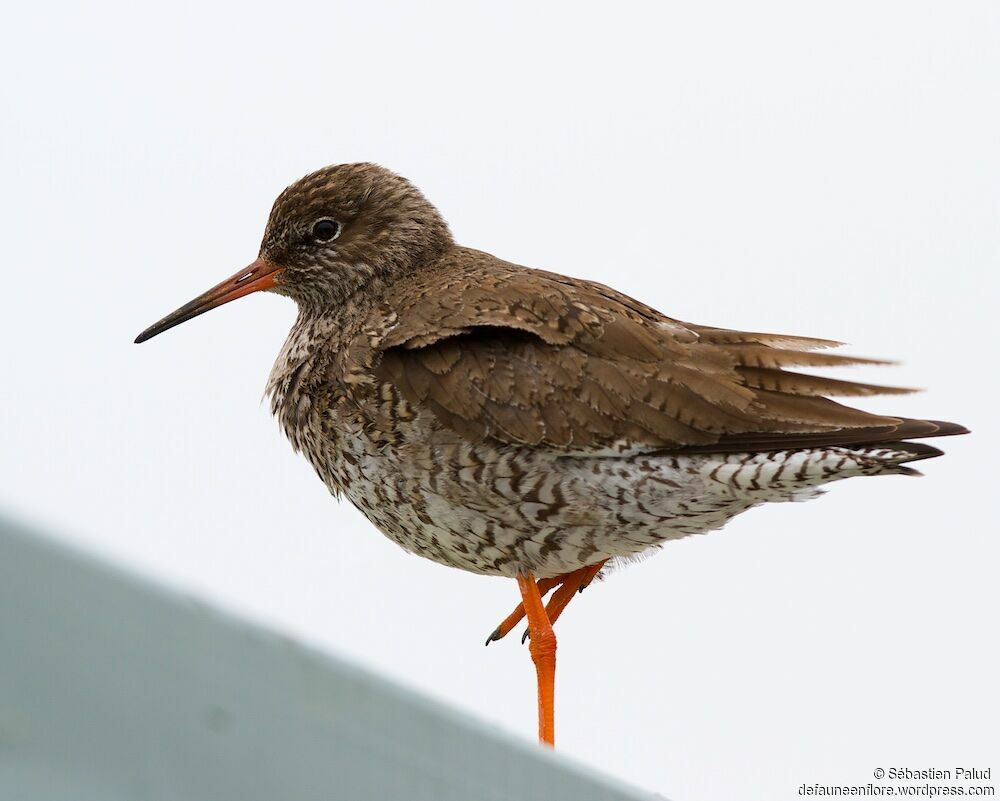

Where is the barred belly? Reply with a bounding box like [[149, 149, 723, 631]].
[[335, 415, 920, 578]]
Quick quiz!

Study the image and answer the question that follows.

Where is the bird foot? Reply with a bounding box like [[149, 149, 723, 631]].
[[484, 561, 606, 646]]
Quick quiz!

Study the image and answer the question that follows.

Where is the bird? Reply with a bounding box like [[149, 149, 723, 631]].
[[135, 162, 967, 747]]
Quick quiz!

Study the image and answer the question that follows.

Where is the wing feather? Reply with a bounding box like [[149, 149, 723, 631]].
[[369, 248, 962, 453]]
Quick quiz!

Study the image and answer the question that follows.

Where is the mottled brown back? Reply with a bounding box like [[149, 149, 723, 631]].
[[374, 247, 960, 454]]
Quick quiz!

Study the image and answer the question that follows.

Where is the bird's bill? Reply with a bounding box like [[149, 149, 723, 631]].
[[134, 258, 284, 343]]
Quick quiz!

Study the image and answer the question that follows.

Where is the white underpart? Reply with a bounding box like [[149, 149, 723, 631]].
[[340, 435, 924, 578]]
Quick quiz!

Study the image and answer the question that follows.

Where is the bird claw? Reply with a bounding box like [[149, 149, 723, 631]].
[[484, 561, 607, 647]]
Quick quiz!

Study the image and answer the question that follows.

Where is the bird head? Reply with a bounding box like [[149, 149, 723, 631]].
[[135, 163, 452, 343]]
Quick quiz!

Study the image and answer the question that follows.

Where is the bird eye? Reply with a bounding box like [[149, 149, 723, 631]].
[[312, 219, 341, 242]]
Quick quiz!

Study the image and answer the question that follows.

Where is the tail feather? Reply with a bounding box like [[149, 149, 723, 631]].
[[668, 419, 969, 456], [737, 366, 918, 397]]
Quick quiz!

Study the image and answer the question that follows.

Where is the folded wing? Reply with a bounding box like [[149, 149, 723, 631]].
[[374, 250, 966, 454]]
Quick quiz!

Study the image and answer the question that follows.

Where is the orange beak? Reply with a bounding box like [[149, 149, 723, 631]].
[[134, 258, 283, 343]]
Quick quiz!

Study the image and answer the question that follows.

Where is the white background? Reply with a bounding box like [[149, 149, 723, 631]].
[[2, 2, 997, 799]]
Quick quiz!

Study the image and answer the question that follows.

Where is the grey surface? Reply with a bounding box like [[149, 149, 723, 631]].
[[0, 514, 655, 801]]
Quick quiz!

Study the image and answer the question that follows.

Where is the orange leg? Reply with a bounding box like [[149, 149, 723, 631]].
[[522, 560, 606, 643], [486, 560, 606, 645], [485, 575, 562, 645], [517, 572, 557, 746]]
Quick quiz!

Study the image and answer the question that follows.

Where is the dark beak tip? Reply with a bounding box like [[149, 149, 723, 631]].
[[133, 257, 279, 346], [134, 325, 158, 344]]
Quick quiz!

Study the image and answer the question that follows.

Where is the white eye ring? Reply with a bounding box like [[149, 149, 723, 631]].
[[312, 219, 341, 242]]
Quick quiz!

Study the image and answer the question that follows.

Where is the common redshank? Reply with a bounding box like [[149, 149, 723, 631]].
[[136, 163, 966, 746]]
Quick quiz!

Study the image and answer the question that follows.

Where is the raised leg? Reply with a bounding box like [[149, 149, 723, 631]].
[[517, 572, 556, 746], [486, 560, 606, 645], [485, 575, 563, 645], [522, 560, 606, 643]]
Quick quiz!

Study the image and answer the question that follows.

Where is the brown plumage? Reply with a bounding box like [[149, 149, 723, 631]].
[[375, 247, 955, 454], [135, 162, 968, 746]]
